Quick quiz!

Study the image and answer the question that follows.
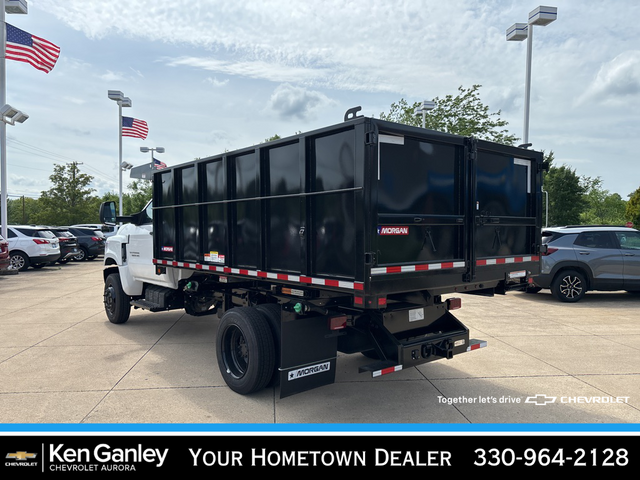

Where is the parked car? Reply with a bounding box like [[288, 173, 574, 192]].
[[71, 223, 118, 238], [64, 226, 105, 261], [0, 233, 9, 271], [46, 227, 80, 264], [531, 225, 640, 302], [3, 225, 60, 271]]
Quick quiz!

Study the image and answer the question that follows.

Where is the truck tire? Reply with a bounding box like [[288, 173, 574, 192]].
[[216, 307, 275, 395], [255, 303, 282, 387], [104, 273, 131, 324], [551, 269, 586, 302]]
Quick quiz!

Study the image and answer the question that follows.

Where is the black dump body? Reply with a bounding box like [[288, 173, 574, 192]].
[[152, 116, 544, 305], [150, 115, 544, 396]]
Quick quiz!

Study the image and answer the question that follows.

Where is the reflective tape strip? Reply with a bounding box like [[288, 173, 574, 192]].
[[467, 339, 488, 352], [371, 261, 465, 275], [476, 256, 539, 266], [153, 259, 364, 291], [372, 365, 403, 377]]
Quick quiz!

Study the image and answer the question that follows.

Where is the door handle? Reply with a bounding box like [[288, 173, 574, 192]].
[[623, 252, 635, 256], [578, 251, 590, 255]]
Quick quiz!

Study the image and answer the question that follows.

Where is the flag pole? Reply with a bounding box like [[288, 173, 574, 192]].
[[1, 6, 7, 239], [118, 101, 123, 216]]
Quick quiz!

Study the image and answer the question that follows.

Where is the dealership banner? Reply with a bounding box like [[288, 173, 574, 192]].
[[0, 434, 636, 473]]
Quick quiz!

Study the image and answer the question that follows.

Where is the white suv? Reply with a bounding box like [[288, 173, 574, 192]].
[[4, 225, 61, 271]]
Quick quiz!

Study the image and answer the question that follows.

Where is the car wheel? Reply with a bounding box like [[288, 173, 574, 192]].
[[104, 273, 131, 324], [551, 270, 586, 302], [10, 252, 29, 271], [216, 307, 275, 395], [74, 247, 88, 261]]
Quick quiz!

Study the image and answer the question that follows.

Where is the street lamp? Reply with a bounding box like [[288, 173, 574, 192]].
[[506, 5, 557, 146], [108, 90, 132, 215], [414, 100, 436, 128], [1, 0, 29, 241], [0, 103, 28, 124]]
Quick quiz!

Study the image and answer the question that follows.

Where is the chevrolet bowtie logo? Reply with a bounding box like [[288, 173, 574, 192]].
[[6, 451, 37, 460], [525, 394, 557, 406]]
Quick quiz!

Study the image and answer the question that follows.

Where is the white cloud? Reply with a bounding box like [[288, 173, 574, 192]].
[[3, 0, 639, 201], [266, 83, 335, 120], [578, 50, 640, 105]]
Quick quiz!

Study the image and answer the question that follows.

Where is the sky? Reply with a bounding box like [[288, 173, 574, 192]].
[[3, 0, 639, 204]]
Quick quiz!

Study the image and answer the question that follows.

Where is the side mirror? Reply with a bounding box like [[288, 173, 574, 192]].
[[99, 201, 117, 224]]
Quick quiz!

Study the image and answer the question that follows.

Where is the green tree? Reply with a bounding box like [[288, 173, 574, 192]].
[[379, 85, 518, 145], [5, 196, 40, 224], [31, 162, 96, 226], [123, 180, 153, 214], [544, 164, 587, 226], [580, 177, 627, 225], [626, 187, 640, 227]]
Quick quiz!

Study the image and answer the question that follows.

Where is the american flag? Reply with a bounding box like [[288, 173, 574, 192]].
[[153, 158, 167, 169], [122, 116, 148, 139], [6, 24, 60, 73]]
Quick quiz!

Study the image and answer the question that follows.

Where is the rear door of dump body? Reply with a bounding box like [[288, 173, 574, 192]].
[[373, 129, 540, 288], [474, 143, 539, 270], [374, 131, 466, 276]]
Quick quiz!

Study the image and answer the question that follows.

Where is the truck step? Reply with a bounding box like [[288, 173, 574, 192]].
[[359, 360, 403, 377], [130, 299, 166, 312], [467, 339, 488, 352]]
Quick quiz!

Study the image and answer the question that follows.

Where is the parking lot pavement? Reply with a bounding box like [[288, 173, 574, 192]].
[[1, 260, 639, 428]]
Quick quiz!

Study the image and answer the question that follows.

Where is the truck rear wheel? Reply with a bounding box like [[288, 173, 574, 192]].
[[216, 307, 275, 395], [255, 303, 282, 387], [104, 273, 131, 324]]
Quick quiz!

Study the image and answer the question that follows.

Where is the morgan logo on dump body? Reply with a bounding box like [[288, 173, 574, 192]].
[[287, 362, 331, 381], [377, 226, 409, 235]]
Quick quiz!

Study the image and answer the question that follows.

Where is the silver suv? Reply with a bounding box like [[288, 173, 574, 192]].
[[531, 225, 640, 302]]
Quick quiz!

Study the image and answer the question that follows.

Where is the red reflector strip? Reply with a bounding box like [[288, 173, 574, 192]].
[[371, 261, 464, 275], [477, 256, 539, 266], [152, 259, 365, 292], [372, 365, 403, 377], [467, 339, 487, 352]]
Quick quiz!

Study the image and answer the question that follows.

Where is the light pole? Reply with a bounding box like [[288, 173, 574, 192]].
[[1, 0, 29, 240], [414, 100, 436, 128], [140, 146, 164, 166], [506, 5, 557, 146], [108, 90, 131, 215]]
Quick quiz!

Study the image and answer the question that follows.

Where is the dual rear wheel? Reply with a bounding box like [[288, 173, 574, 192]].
[[216, 306, 281, 395]]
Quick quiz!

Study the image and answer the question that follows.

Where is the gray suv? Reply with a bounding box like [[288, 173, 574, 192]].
[[531, 225, 640, 302]]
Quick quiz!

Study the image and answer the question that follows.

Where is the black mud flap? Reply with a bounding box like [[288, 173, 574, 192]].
[[278, 312, 339, 398]]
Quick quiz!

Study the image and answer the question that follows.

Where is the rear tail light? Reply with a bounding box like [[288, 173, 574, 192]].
[[447, 297, 462, 310], [33, 239, 50, 245], [542, 247, 558, 256]]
